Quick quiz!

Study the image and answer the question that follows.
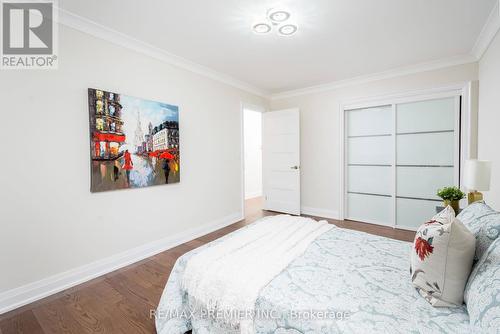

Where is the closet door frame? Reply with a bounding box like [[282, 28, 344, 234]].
[[339, 82, 475, 230]]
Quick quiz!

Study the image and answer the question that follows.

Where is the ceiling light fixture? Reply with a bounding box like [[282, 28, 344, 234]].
[[278, 24, 298, 36], [268, 9, 290, 23], [253, 23, 272, 34], [252, 8, 298, 37]]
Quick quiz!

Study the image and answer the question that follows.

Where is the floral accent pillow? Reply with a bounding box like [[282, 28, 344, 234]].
[[410, 206, 476, 306]]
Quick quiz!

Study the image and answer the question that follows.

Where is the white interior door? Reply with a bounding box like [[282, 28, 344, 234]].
[[263, 108, 300, 215]]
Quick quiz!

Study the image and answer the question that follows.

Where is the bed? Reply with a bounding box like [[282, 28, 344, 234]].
[[155, 216, 474, 334]]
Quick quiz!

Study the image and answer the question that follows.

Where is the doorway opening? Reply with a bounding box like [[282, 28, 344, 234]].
[[243, 106, 264, 216]]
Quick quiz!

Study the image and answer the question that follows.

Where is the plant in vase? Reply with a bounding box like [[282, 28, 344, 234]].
[[437, 187, 465, 214]]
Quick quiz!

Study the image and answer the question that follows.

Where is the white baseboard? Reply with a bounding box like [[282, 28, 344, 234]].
[[245, 191, 262, 200], [0, 212, 243, 315], [301, 206, 340, 220]]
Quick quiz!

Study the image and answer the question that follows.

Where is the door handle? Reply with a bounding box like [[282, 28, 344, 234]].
[[290, 166, 300, 170]]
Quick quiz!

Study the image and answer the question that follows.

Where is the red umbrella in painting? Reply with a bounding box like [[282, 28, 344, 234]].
[[148, 150, 161, 157], [159, 152, 175, 160]]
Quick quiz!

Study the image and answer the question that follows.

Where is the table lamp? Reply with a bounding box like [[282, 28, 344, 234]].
[[464, 159, 492, 205]]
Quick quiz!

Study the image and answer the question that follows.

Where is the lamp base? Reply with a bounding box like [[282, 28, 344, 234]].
[[468, 191, 483, 205]]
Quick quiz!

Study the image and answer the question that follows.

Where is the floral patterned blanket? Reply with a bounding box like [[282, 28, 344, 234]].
[[155, 223, 471, 334]]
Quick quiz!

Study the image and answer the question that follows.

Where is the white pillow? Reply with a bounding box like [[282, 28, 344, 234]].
[[410, 206, 476, 306]]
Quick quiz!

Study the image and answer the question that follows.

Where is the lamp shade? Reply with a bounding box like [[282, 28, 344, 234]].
[[464, 159, 491, 191]]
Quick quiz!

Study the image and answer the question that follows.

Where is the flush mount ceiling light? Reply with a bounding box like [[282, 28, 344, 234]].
[[278, 24, 298, 36], [252, 8, 298, 37], [268, 9, 290, 23], [253, 23, 272, 34]]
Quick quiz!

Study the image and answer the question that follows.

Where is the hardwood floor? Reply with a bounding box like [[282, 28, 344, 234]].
[[0, 197, 415, 334]]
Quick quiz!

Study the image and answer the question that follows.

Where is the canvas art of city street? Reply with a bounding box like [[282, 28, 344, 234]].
[[88, 88, 180, 192]]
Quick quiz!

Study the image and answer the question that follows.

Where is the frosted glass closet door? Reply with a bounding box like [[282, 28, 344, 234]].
[[346, 106, 392, 226], [395, 98, 458, 229]]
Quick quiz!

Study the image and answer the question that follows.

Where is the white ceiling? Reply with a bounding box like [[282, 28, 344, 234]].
[[60, 0, 497, 94]]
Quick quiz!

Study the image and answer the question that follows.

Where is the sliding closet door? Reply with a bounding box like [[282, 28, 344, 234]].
[[345, 96, 460, 230], [395, 97, 459, 229], [345, 106, 393, 226]]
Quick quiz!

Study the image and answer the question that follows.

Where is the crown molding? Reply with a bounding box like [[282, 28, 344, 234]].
[[270, 54, 476, 100], [56, 2, 498, 102], [56, 8, 270, 98], [471, 0, 500, 60], [271, 1, 499, 100]]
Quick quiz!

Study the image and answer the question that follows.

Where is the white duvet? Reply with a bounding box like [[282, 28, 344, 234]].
[[181, 215, 333, 333]]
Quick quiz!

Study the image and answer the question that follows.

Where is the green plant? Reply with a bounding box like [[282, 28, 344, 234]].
[[437, 186, 465, 201]]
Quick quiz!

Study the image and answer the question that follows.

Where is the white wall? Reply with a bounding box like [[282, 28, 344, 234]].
[[244, 109, 262, 199], [0, 25, 266, 298], [478, 30, 500, 208], [270, 63, 479, 218]]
